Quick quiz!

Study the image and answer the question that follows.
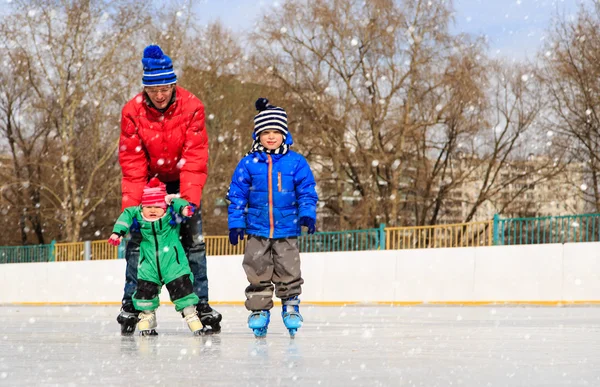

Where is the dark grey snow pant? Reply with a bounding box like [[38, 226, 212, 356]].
[[243, 236, 304, 311]]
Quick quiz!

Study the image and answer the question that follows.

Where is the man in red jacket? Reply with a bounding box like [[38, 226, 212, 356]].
[[116, 45, 221, 335]]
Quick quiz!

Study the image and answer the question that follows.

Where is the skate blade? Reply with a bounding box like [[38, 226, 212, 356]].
[[253, 328, 268, 338], [206, 323, 221, 335], [121, 328, 135, 337], [288, 328, 297, 338], [140, 329, 158, 337]]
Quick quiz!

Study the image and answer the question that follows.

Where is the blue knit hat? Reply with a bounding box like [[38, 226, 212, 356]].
[[253, 98, 288, 137], [141, 45, 177, 87]]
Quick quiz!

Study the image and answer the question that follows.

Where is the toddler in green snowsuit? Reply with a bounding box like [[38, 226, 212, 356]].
[[109, 178, 204, 336]]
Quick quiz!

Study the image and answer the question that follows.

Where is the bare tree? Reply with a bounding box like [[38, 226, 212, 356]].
[[538, 3, 600, 212], [0, 52, 51, 244], [0, 0, 149, 242], [460, 62, 566, 221], [249, 0, 464, 228], [180, 22, 292, 233]]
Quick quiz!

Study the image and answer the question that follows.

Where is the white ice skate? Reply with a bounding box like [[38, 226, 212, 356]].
[[138, 310, 157, 336], [182, 306, 204, 335]]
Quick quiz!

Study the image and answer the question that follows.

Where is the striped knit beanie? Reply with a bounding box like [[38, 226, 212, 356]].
[[141, 178, 167, 210], [141, 45, 177, 87], [254, 98, 288, 137]]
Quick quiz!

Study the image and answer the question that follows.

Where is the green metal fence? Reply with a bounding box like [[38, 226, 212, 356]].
[[0, 241, 55, 264], [493, 213, 600, 245], [297, 224, 385, 253]]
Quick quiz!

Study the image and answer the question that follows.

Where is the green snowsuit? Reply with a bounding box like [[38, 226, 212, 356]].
[[112, 198, 200, 312]]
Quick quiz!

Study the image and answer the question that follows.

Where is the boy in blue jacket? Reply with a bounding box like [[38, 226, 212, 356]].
[[227, 98, 318, 338]]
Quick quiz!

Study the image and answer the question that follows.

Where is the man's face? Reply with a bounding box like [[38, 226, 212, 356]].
[[259, 130, 284, 150], [144, 85, 175, 110], [142, 205, 166, 220]]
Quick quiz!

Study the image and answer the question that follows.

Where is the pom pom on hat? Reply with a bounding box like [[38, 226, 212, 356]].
[[141, 44, 177, 87], [143, 45, 164, 59], [147, 177, 161, 187], [255, 97, 270, 112]]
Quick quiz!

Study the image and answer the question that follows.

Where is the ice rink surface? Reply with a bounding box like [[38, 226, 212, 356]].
[[1, 305, 599, 386]]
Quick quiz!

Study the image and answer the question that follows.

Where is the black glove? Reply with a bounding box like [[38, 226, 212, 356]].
[[229, 228, 245, 245], [299, 217, 316, 234]]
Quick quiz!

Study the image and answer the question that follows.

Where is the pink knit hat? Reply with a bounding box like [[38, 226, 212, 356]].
[[141, 177, 167, 209]]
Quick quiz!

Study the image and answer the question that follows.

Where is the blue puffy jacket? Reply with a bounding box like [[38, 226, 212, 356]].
[[227, 133, 318, 239]]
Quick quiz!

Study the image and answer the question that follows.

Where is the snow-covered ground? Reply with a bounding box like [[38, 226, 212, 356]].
[[0, 305, 599, 386]]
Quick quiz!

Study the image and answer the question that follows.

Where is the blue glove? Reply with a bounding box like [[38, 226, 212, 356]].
[[168, 205, 184, 226], [299, 217, 316, 234], [130, 217, 140, 233], [229, 228, 245, 245]]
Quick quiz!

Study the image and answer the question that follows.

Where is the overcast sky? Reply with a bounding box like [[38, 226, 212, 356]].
[[192, 0, 584, 60]]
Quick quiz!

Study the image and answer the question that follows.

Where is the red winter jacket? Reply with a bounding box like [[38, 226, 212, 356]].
[[119, 86, 208, 210]]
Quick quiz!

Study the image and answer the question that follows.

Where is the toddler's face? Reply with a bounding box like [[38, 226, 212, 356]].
[[142, 205, 166, 220], [259, 130, 284, 150]]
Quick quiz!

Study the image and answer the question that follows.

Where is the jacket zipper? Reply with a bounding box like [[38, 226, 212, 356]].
[[175, 247, 180, 264], [151, 222, 163, 283], [278, 172, 282, 192], [267, 154, 274, 238]]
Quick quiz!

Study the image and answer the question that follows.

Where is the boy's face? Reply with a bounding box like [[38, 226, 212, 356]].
[[142, 206, 166, 220], [259, 130, 284, 150]]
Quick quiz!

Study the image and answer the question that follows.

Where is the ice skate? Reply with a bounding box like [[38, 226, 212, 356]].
[[248, 310, 270, 338], [182, 306, 204, 336], [138, 310, 157, 336], [282, 296, 303, 338], [116, 305, 140, 336], [197, 302, 222, 334]]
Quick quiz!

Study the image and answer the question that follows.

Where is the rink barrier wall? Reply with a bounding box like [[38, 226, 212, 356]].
[[1, 242, 600, 305]]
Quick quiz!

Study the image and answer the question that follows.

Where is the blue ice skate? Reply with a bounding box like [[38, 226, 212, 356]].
[[282, 296, 303, 338], [248, 310, 270, 338]]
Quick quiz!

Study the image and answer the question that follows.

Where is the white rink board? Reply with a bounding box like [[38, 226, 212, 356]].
[[1, 242, 600, 304]]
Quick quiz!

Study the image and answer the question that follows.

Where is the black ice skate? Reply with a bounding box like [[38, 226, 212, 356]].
[[197, 303, 222, 334], [116, 305, 140, 336]]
